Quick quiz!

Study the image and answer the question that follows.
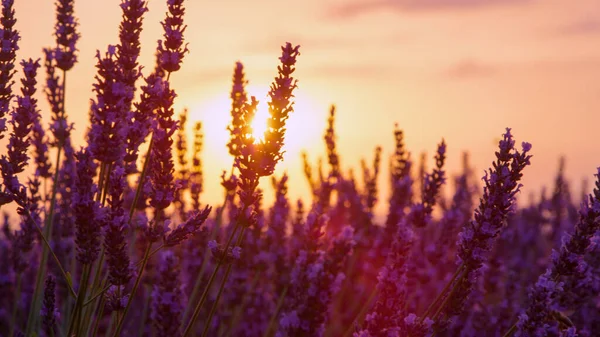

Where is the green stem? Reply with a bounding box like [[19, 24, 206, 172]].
[[84, 245, 164, 308], [262, 285, 289, 337], [112, 242, 153, 337], [182, 193, 228, 323], [91, 286, 108, 337], [420, 263, 464, 321], [137, 285, 152, 337], [342, 287, 379, 337], [129, 136, 153, 222], [9, 273, 22, 337], [221, 272, 261, 337], [182, 218, 242, 337], [27, 208, 76, 297], [67, 264, 92, 337], [80, 248, 106, 335], [431, 267, 467, 322], [25, 139, 64, 335], [201, 227, 247, 337]]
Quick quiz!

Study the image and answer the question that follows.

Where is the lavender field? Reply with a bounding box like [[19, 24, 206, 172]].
[[1, 0, 599, 336]]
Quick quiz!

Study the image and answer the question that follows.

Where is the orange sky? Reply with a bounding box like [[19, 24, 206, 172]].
[[10, 0, 600, 217]]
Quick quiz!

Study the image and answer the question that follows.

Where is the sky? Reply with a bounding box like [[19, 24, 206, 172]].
[[9, 0, 600, 218]]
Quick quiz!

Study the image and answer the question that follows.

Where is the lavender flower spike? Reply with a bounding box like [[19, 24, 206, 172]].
[[104, 166, 132, 287], [1, 59, 40, 198], [516, 168, 600, 336], [410, 139, 446, 228], [442, 128, 531, 320], [41, 275, 60, 336], [0, 0, 19, 140], [156, 0, 188, 74], [227, 61, 248, 159], [73, 149, 101, 265], [164, 205, 212, 247], [53, 0, 79, 71], [258, 43, 300, 176], [151, 250, 184, 337]]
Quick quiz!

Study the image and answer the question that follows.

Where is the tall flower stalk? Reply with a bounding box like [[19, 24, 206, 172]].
[[183, 42, 300, 337], [27, 1, 79, 332]]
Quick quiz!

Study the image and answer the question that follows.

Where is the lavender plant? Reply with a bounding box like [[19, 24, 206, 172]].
[[1, 2, 599, 337]]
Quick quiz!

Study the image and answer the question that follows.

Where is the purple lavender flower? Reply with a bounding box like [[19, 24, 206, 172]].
[[325, 105, 340, 180], [151, 250, 184, 337], [384, 124, 413, 245], [256, 43, 300, 177], [516, 168, 600, 336], [163, 205, 211, 246], [439, 129, 531, 322], [156, 0, 188, 74], [146, 79, 178, 229], [265, 174, 291, 290], [30, 116, 52, 178], [124, 74, 164, 170], [1, 59, 40, 199], [53, 0, 79, 71], [73, 149, 102, 265], [173, 109, 189, 218], [0, 0, 19, 141], [104, 166, 132, 287], [410, 139, 446, 228], [278, 214, 355, 337], [363, 146, 382, 214], [88, 46, 130, 164], [41, 275, 59, 335], [190, 121, 203, 210], [358, 219, 415, 336], [227, 61, 248, 159], [43, 48, 70, 147], [117, 0, 146, 105], [208, 239, 242, 264]]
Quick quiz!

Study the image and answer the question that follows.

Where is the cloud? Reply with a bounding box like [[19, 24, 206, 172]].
[[556, 18, 600, 36], [444, 59, 495, 79], [328, 0, 529, 19], [304, 64, 394, 79]]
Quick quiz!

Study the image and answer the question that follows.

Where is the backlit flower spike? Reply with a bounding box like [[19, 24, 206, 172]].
[[53, 0, 79, 71], [156, 0, 188, 74], [43, 48, 70, 147], [325, 105, 340, 180], [117, 0, 147, 107], [163, 205, 211, 247], [88, 46, 129, 164], [190, 121, 203, 210], [30, 115, 51, 178], [1, 59, 40, 197], [227, 61, 248, 160], [385, 124, 413, 243], [124, 74, 164, 170], [173, 108, 189, 218], [147, 80, 178, 216], [410, 139, 447, 228], [364, 145, 382, 213], [257, 42, 300, 177], [440, 129, 531, 321], [0, 0, 19, 141]]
